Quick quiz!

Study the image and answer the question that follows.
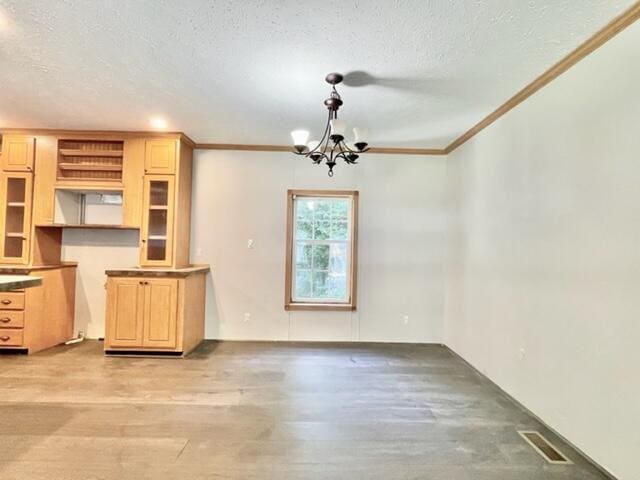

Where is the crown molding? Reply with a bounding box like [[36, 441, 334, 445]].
[[0, 128, 196, 148], [194, 143, 446, 155], [444, 1, 640, 154]]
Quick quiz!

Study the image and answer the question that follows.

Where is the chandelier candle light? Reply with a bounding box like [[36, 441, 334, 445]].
[[290, 73, 370, 177]]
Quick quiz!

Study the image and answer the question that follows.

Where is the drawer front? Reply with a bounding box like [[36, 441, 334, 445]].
[[0, 311, 24, 328], [0, 328, 23, 346], [0, 292, 25, 310]]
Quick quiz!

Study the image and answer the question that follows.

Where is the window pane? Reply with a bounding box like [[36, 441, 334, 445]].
[[331, 221, 348, 240], [295, 270, 312, 298], [312, 244, 330, 270], [327, 274, 347, 299], [295, 221, 313, 240], [312, 271, 329, 298], [313, 220, 331, 240], [296, 199, 314, 221], [314, 201, 331, 221], [295, 243, 312, 269], [330, 200, 349, 220], [329, 244, 347, 274]]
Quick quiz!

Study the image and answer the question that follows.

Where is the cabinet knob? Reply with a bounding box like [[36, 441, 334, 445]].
[[0, 336, 10, 342], [1, 300, 11, 305], [0, 318, 10, 323], [141, 239, 146, 243]]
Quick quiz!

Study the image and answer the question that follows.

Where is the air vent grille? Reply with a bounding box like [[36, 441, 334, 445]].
[[518, 431, 572, 465]]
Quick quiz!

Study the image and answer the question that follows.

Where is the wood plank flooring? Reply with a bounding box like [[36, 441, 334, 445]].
[[0, 340, 609, 479]]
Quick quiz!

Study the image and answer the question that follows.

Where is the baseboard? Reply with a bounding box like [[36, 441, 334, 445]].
[[442, 344, 618, 480], [201, 338, 447, 346]]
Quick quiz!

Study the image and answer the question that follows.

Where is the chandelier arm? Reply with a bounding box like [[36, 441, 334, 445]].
[[301, 110, 332, 157], [341, 140, 371, 154], [335, 151, 356, 164], [323, 117, 334, 154], [337, 140, 355, 154], [312, 152, 329, 164]]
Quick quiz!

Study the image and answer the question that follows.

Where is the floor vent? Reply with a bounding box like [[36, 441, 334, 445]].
[[518, 431, 572, 465]]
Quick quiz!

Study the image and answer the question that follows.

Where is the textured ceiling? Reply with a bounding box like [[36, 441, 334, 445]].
[[0, 1, 634, 147]]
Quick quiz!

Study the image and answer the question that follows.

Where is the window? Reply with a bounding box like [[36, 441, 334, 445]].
[[285, 190, 358, 311]]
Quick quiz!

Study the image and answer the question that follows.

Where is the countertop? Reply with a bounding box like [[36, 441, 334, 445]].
[[105, 265, 210, 278], [0, 275, 42, 292], [0, 262, 78, 274]]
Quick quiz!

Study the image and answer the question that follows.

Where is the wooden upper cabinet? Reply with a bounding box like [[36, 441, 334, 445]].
[[2, 136, 35, 172], [144, 140, 176, 175], [140, 175, 175, 267], [0, 172, 34, 264]]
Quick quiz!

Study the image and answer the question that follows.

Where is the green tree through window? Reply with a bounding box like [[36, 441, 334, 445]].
[[292, 196, 351, 302]]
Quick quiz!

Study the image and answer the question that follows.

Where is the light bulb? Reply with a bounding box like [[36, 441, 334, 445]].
[[353, 127, 368, 143], [329, 119, 346, 136], [291, 129, 310, 147]]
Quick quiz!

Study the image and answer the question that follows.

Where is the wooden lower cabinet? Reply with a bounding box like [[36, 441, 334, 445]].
[[104, 268, 207, 355], [0, 264, 76, 354]]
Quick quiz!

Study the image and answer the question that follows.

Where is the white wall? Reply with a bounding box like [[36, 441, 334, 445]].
[[62, 152, 449, 344], [192, 151, 448, 342], [444, 20, 640, 480], [62, 229, 139, 339]]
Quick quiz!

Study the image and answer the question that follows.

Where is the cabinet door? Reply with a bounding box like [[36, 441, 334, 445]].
[[106, 278, 145, 348], [140, 175, 174, 267], [142, 279, 178, 349], [144, 140, 176, 175], [1, 136, 35, 172], [0, 173, 33, 264]]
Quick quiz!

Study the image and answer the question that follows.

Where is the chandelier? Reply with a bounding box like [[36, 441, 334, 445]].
[[290, 73, 369, 177]]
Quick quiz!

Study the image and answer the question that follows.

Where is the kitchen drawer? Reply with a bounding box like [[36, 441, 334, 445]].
[[0, 310, 24, 328], [0, 328, 23, 346], [0, 292, 25, 310]]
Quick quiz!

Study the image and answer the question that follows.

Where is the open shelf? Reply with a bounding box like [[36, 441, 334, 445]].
[[148, 205, 169, 210], [57, 140, 124, 183], [59, 148, 124, 158], [7, 202, 25, 207], [5, 232, 26, 238], [59, 163, 123, 172], [147, 235, 167, 240]]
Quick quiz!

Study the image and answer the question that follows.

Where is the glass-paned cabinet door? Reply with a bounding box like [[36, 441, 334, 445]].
[[0, 173, 33, 264], [140, 175, 174, 266]]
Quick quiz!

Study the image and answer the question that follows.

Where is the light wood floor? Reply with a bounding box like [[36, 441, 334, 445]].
[[0, 340, 607, 479]]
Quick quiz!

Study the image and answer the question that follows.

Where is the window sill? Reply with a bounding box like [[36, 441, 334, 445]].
[[285, 302, 356, 312]]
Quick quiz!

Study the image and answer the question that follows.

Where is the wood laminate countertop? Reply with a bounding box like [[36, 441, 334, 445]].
[[105, 265, 210, 278], [0, 275, 42, 292], [0, 263, 78, 274]]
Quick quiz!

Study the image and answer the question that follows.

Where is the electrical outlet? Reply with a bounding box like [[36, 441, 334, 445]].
[[402, 315, 409, 325], [247, 239, 255, 249], [195, 247, 203, 257], [518, 347, 526, 360], [243, 313, 251, 323]]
